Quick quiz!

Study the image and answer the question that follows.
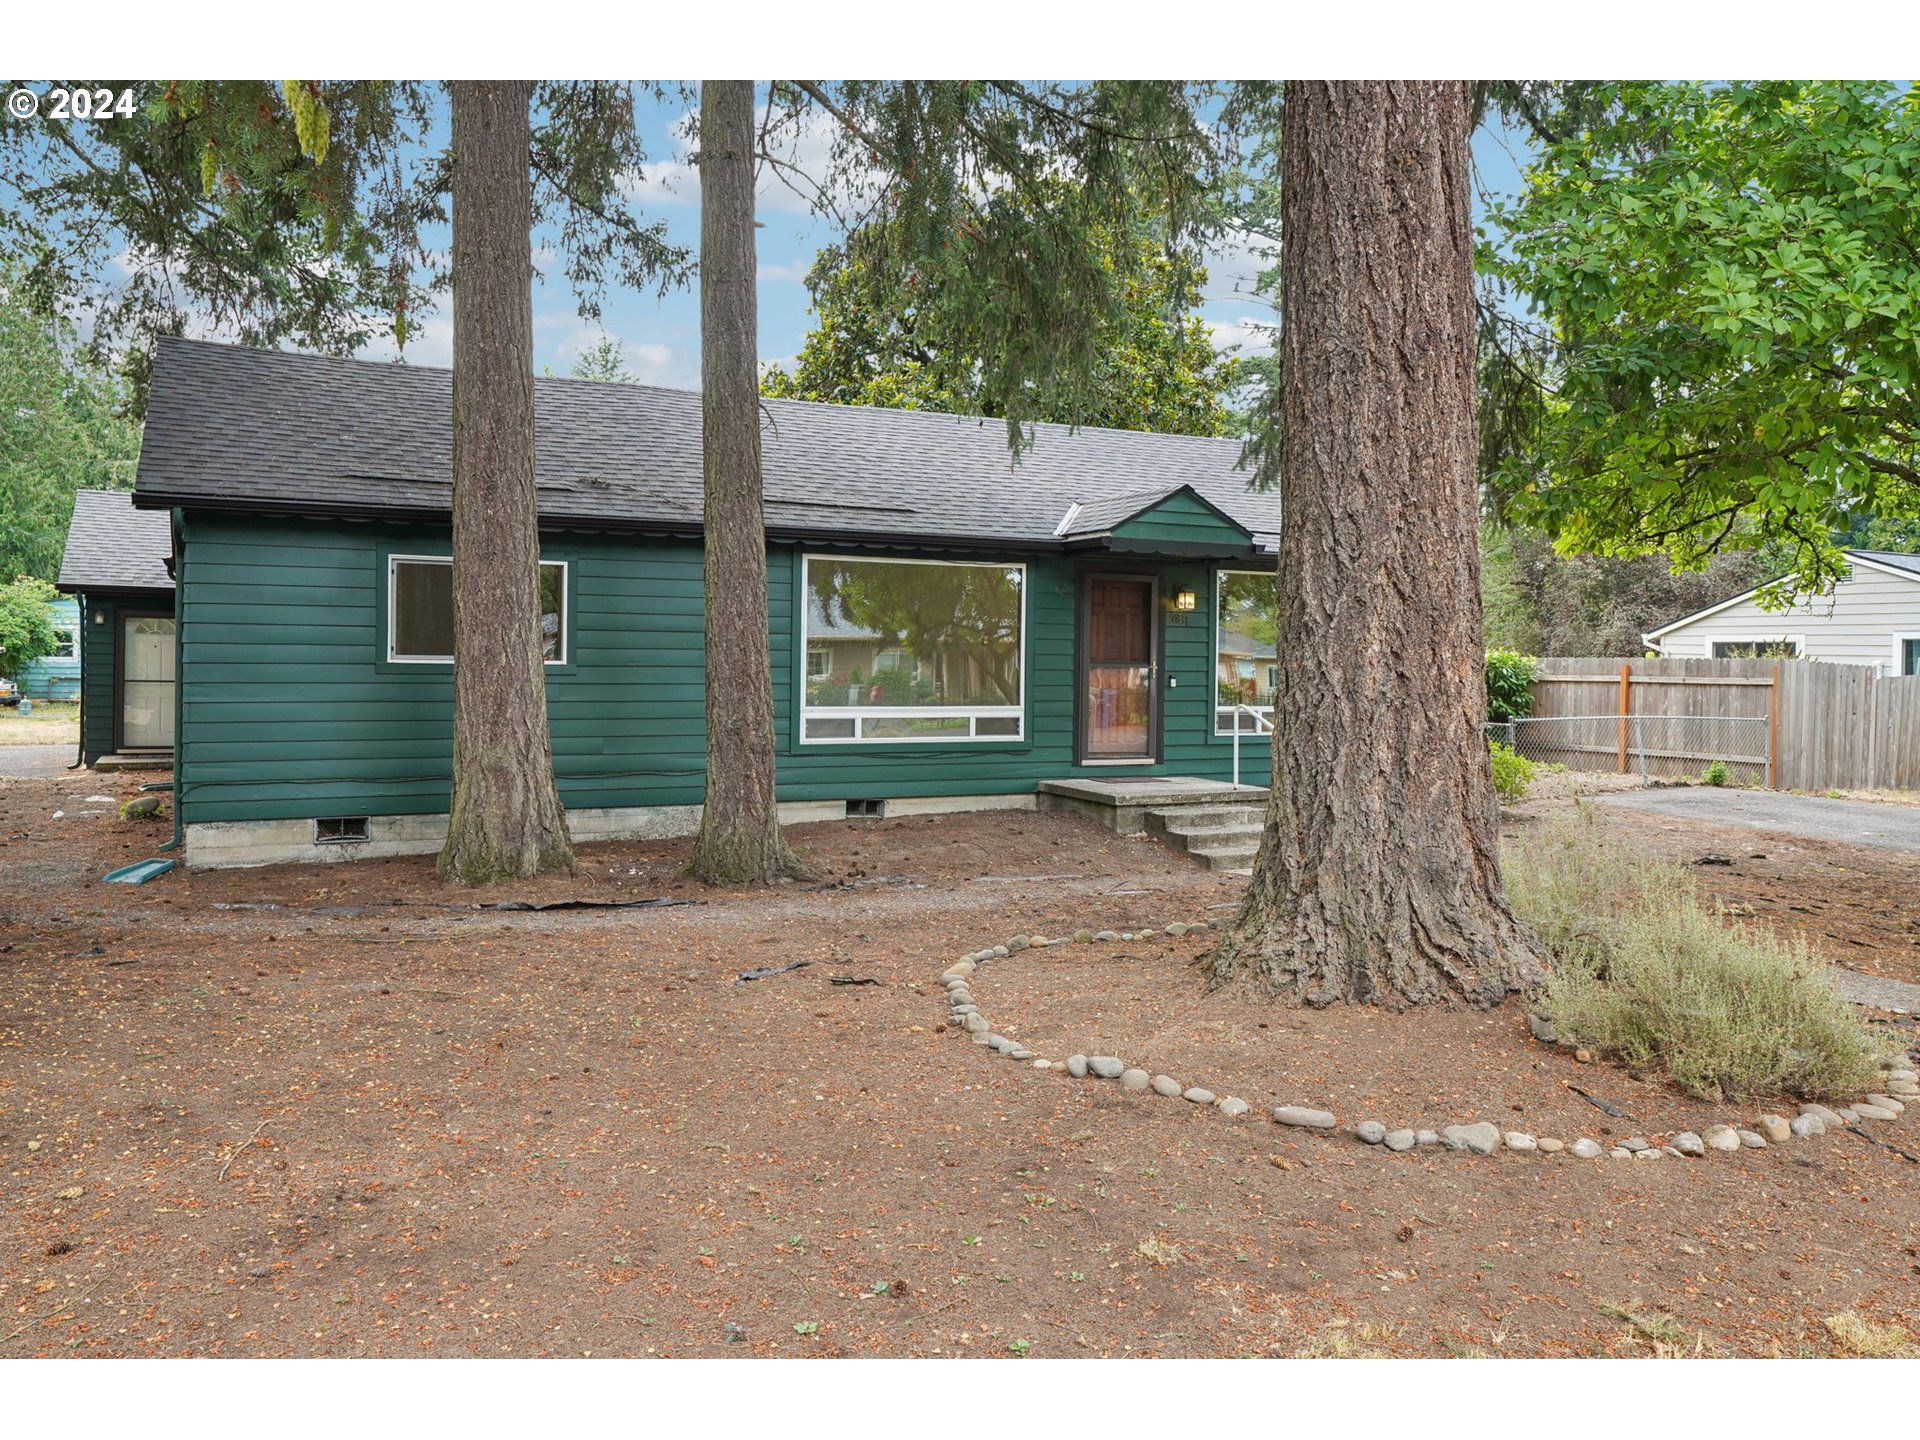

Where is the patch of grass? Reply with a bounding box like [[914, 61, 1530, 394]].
[[1823, 1311, 1914, 1358], [1506, 810, 1887, 1102], [1135, 1235, 1183, 1267], [1598, 1300, 1708, 1357], [0, 700, 79, 745], [1291, 1318, 1394, 1358]]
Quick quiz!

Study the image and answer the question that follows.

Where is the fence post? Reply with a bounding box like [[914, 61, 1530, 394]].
[[1768, 663, 1780, 789], [1616, 663, 1631, 774]]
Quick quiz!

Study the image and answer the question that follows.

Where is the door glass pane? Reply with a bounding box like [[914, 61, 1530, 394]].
[[122, 616, 175, 748], [1085, 579, 1152, 758]]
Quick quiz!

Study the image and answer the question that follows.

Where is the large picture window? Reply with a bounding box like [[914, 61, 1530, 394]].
[[388, 555, 568, 664], [800, 556, 1025, 743], [1215, 569, 1278, 734]]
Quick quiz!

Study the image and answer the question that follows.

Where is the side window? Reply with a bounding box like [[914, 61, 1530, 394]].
[[389, 556, 567, 664]]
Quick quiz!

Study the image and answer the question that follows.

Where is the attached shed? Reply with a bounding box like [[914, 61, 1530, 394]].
[[55, 489, 178, 765], [1644, 550, 1920, 677]]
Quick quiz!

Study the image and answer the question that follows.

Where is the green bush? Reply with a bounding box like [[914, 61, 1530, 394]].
[[1504, 810, 1886, 1101], [1485, 647, 1540, 724], [1488, 740, 1536, 805], [1703, 759, 1728, 787]]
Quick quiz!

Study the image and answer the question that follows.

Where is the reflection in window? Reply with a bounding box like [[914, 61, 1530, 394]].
[[389, 556, 567, 663], [1215, 570, 1278, 734], [801, 557, 1024, 743], [1710, 639, 1799, 660]]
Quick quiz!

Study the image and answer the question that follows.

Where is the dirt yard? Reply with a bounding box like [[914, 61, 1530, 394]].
[[3, 768, 1918, 1358]]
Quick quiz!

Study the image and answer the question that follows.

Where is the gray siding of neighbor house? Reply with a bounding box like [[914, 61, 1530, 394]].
[[175, 512, 1271, 829], [1651, 565, 1920, 674]]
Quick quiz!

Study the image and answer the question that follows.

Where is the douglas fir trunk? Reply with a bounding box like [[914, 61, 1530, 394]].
[[687, 80, 805, 884], [1210, 81, 1545, 1007], [438, 80, 576, 885]]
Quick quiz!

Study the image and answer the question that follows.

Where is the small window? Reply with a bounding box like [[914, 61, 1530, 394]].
[[806, 646, 832, 681], [315, 816, 371, 844], [389, 556, 567, 664], [1711, 639, 1799, 660], [1902, 637, 1920, 677], [51, 628, 76, 660]]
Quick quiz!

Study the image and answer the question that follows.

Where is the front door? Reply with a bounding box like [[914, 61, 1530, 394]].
[[1083, 577, 1154, 760], [120, 614, 176, 750]]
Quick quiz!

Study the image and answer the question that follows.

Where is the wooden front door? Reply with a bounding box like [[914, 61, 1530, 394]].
[[1083, 578, 1154, 759]]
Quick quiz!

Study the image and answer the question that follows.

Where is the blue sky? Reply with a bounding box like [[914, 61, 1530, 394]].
[[369, 87, 1536, 392]]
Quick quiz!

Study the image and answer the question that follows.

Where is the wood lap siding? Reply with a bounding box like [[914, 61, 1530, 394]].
[[1108, 491, 1249, 549], [176, 515, 1271, 827]]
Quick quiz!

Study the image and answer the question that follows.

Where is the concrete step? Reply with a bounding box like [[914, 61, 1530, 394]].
[[1145, 803, 1263, 870]]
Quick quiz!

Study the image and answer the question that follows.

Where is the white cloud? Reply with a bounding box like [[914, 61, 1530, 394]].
[[756, 259, 812, 284], [1207, 314, 1275, 358], [1200, 225, 1275, 305]]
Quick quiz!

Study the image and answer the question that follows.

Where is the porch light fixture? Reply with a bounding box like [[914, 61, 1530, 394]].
[[1172, 588, 1198, 612]]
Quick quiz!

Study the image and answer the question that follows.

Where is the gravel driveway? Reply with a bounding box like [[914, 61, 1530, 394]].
[[0, 744, 74, 779], [1598, 786, 1920, 857]]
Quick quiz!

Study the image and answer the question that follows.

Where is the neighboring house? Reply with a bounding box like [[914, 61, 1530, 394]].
[[19, 596, 81, 700], [54, 489, 178, 764], [115, 337, 1283, 867], [1215, 626, 1277, 712], [1643, 550, 1920, 676]]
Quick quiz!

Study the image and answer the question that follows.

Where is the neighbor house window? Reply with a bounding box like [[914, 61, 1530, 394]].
[[1711, 638, 1799, 660], [1901, 636, 1920, 677], [800, 556, 1025, 743], [1215, 569, 1278, 734], [388, 555, 568, 664], [51, 628, 76, 660]]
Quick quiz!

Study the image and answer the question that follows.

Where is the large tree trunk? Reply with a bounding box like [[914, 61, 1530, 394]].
[[1210, 81, 1544, 1007], [437, 80, 575, 885], [687, 80, 805, 884]]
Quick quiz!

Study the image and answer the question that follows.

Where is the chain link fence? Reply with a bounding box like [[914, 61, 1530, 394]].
[[1487, 714, 1771, 787]]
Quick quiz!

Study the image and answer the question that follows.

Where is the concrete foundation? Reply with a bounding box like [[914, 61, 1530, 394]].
[[182, 791, 1039, 869], [1035, 776, 1262, 835]]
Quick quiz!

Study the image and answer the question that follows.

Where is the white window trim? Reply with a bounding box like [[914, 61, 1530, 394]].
[[799, 553, 1027, 745], [387, 553, 569, 666], [1213, 567, 1278, 736], [1893, 631, 1920, 678], [1707, 634, 1804, 661], [51, 629, 76, 660]]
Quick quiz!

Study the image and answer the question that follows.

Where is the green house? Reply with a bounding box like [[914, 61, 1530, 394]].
[[55, 489, 178, 767], [115, 337, 1279, 867]]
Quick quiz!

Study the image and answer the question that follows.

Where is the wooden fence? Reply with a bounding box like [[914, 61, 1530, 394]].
[[1523, 657, 1920, 792]]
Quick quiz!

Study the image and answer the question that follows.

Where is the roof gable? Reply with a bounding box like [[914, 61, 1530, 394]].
[[1644, 548, 1920, 642], [1058, 484, 1256, 557]]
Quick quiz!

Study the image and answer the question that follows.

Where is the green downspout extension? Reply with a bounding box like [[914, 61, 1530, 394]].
[[157, 508, 185, 854]]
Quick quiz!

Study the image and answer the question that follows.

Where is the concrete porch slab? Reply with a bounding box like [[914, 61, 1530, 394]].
[[1036, 776, 1264, 834], [94, 753, 174, 773]]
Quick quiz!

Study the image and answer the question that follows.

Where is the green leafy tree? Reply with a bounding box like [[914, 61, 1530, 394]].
[[0, 575, 60, 683], [0, 273, 139, 582], [1485, 81, 1920, 594], [568, 336, 636, 383], [761, 205, 1240, 436]]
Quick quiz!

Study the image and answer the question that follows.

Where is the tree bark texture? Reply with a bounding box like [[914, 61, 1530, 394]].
[[687, 80, 805, 884], [438, 80, 576, 885], [1210, 81, 1545, 1007]]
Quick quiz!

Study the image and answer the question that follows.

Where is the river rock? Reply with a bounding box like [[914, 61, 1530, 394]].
[[1355, 1121, 1387, 1145], [1634, 1147, 1661, 1160], [971, 1030, 992, 1046], [1621, 1136, 1650, 1153], [1527, 1013, 1558, 1045], [1703, 1124, 1741, 1151], [1504, 1131, 1538, 1153], [1610, 1147, 1633, 1159], [1066, 1055, 1089, 1078], [1737, 1129, 1767, 1148], [1119, 1068, 1150, 1091], [1216, 1097, 1249, 1117], [1758, 1114, 1792, 1143], [1009, 1047, 1033, 1061], [1094, 931, 1120, 943], [1151, 1074, 1182, 1098], [963, 1014, 988, 1034], [1183, 1087, 1215, 1104], [1165, 923, 1189, 936], [1442, 1122, 1501, 1154], [1571, 1138, 1604, 1158], [1073, 929, 1095, 943], [1415, 1129, 1441, 1147], [1789, 1113, 1824, 1138], [987, 1035, 1012, 1053], [1865, 1094, 1906, 1114], [1383, 1129, 1416, 1152], [1272, 1105, 1337, 1130], [1671, 1131, 1706, 1157], [1089, 1056, 1125, 1079], [1537, 1137, 1564, 1153], [1802, 1103, 1845, 1127], [1854, 1102, 1899, 1121]]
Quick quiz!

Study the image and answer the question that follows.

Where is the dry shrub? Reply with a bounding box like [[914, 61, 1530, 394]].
[[1504, 808, 1885, 1102]]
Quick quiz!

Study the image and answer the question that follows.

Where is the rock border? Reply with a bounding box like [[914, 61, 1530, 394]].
[[938, 926, 1920, 1164]]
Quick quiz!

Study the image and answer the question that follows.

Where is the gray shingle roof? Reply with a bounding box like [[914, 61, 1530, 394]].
[[57, 489, 175, 593], [1855, 549, 1920, 579], [133, 337, 1278, 553]]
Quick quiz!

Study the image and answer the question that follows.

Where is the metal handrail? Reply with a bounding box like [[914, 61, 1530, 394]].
[[1230, 704, 1274, 789]]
